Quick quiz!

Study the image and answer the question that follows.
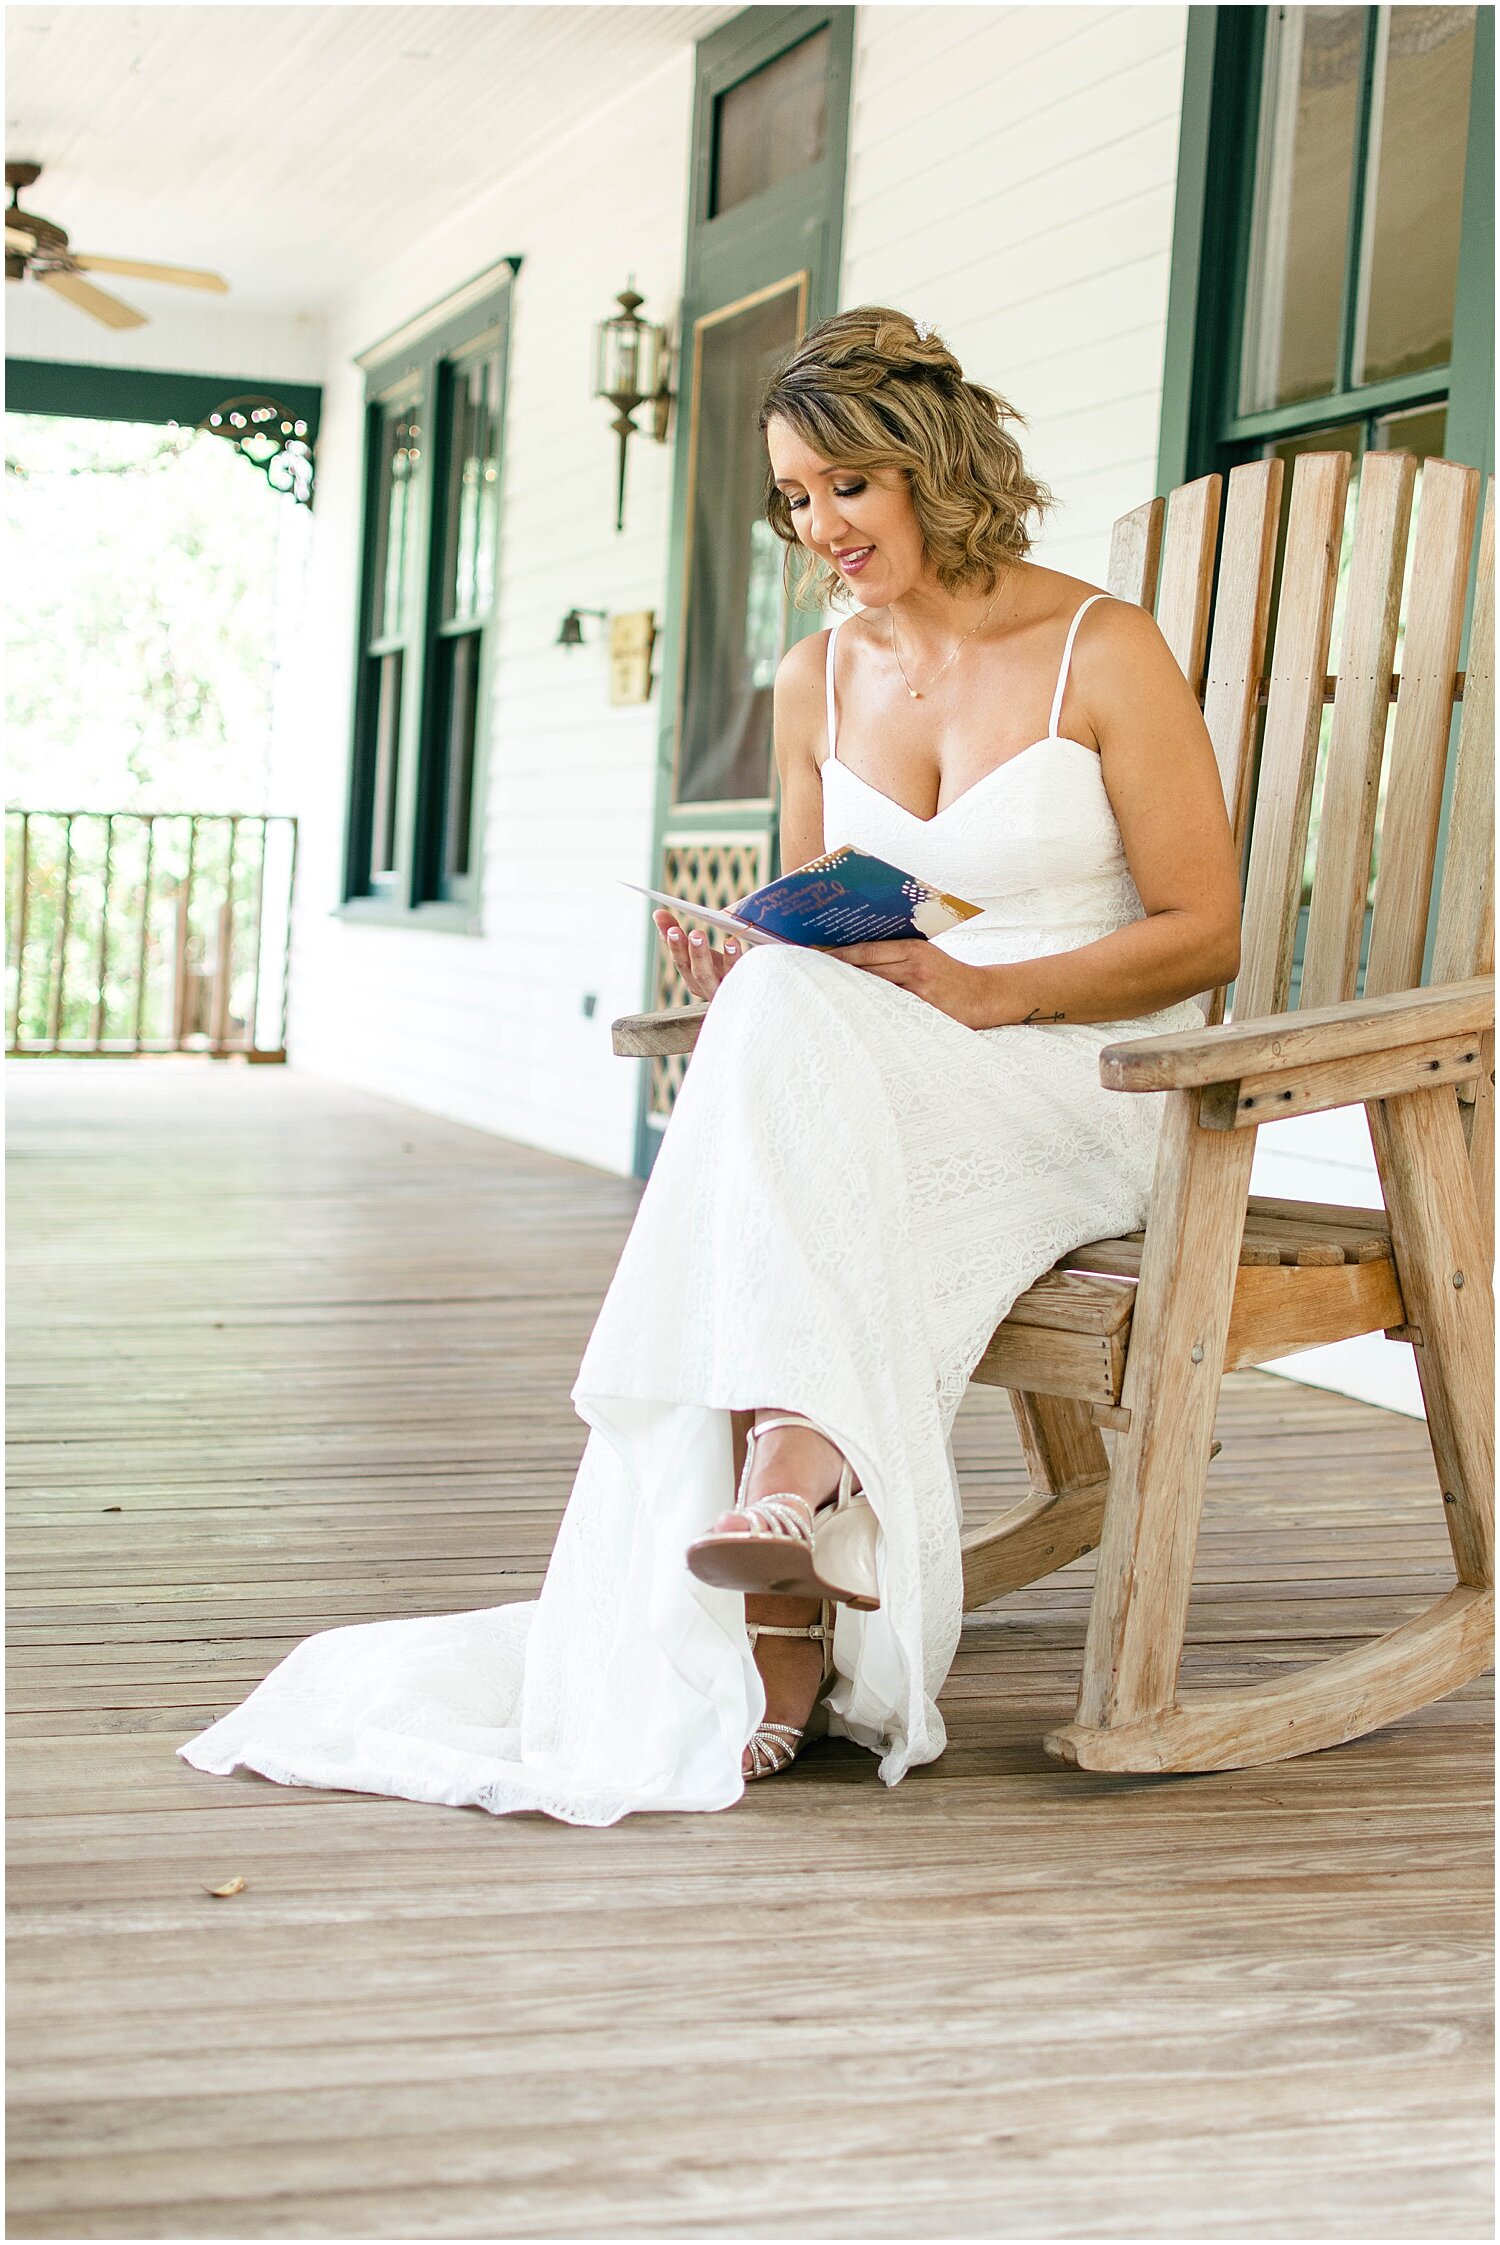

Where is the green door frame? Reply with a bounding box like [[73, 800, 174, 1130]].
[[632, 3, 855, 1177]]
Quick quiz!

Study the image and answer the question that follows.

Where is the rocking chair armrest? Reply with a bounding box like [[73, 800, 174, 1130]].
[[1099, 975, 1495, 1093], [611, 1005, 710, 1059]]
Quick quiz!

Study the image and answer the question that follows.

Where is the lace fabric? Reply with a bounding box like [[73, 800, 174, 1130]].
[[180, 660, 1200, 1826]]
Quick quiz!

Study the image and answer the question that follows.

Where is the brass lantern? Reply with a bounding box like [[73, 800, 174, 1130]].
[[592, 282, 672, 532]]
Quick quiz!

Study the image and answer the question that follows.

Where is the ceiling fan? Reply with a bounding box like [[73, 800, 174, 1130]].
[[5, 161, 229, 330]]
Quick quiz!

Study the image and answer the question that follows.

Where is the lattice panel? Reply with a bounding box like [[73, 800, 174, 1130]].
[[648, 832, 770, 1121]]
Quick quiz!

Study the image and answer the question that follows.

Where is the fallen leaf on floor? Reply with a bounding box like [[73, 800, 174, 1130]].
[[205, 1877, 247, 1898]]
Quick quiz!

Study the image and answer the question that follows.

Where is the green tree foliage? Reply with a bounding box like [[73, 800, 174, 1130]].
[[5, 413, 305, 811]]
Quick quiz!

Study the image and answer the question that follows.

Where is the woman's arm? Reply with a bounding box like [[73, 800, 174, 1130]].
[[651, 628, 830, 1002], [838, 601, 1242, 1028], [773, 626, 832, 872]]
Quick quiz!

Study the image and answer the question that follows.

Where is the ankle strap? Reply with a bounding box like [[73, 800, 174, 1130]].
[[747, 1412, 820, 1446]]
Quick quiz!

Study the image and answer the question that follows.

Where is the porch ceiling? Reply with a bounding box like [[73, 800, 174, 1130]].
[[4, 4, 738, 317]]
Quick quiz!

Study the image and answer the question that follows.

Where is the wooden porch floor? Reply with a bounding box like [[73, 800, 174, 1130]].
[[8, 1063, 1493, 2241]]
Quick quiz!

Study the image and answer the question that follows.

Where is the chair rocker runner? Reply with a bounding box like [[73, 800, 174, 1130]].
[[615, 449, 1495, 1775]]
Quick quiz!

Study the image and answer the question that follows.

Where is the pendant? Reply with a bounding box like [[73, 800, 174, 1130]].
[[909, 687, 920, 700]]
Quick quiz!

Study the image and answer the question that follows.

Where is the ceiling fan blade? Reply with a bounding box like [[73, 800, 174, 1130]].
[[38, 268, 147, 329], [5, 224, 37, 254], [72, 254, 228, 294]]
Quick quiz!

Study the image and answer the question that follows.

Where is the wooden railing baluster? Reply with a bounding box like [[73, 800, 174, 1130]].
[[172, 816, 198, 1050], [9, 813, 31, 1054], [92, 814, 115, 1050], [278, 817, 299, 1062], [210, 816, 239, 1053], [133, 816, 156, 1055], [247, 816, 268, 1053], [48, 815, 74, 1052]]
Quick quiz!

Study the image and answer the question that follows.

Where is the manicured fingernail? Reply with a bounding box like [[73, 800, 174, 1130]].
[[689, 931, 703, 945], [668, 929, 681, 942], [725, 940, 738, 954]]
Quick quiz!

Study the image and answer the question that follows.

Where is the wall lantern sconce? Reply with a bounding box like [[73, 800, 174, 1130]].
[[556, 606, 607, 648], [556, 606, 658, 706], [591, 281, 673, 533]]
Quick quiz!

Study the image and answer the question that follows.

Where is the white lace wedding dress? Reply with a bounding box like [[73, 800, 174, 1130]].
[[180, 593, 1202, 1824]]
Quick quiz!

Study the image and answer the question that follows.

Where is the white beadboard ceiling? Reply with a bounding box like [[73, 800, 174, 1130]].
[[5, 4, 738, 316]]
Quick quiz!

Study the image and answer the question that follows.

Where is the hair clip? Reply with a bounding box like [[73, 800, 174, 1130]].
[[914, 318, 934, 340]]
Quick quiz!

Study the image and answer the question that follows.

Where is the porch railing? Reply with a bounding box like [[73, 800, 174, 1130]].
[[6, 811, 297, 1059]]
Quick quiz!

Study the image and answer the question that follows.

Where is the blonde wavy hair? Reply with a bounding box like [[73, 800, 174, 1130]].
[[758, 306, 1053, 611]]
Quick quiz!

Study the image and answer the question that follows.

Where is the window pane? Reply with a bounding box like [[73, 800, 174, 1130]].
[[368, 650, 404, 877], [441, 348, 502, 626], [431, 629, 482, 883], [1372, 400, 1448, 460], [1355, 7, 1475, 386], [1240, 8, 1366, 414], [371, 402, 421, 642], [676, 282, 802, 806], [712, 30, 830, 217]]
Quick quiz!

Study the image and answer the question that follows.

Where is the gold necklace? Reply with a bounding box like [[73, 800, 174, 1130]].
[[889, 580, 1005, 700]]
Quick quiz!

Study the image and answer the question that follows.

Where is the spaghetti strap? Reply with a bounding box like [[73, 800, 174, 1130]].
[[1048, 592, 1110, 740], [824, 614, 850, 763]]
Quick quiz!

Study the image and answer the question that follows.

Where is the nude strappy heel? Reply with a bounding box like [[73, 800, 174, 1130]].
[[743, 1604, 835, 1782], [686, 1412, 881, 1610]]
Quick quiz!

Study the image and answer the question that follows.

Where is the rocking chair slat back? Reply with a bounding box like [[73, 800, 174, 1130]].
[[1201, 459, 1282, 863], [1297, 450, 1417, 1011], [1430, 483, 1496, 1260], [1194, 459, 1283, 1023], [1364, 459, 1484, 999], [1154, 474, 1221, 695], [1433, 482, 1495, 989], [1106, 497, 1164, 608], [1234, 450, 1352, 1020]]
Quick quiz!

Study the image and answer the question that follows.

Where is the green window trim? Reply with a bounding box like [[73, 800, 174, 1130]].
[[1159, 4, 1493, 999], [1160, 6, 1492, 490], [340, 262, 518, 932]]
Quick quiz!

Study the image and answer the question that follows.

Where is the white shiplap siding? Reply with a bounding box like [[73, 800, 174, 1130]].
[[5, 287, 326, 385], [284, 47, 701, 1174], [842, 4, 1189, 584]]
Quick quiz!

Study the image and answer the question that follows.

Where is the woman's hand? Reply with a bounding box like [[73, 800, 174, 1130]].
[[828, 939, 995, 1027], [654, 909, 744, 1003]]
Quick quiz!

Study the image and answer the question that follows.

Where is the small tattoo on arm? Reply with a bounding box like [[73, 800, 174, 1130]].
[[1021, 1007, 1066, 1024]]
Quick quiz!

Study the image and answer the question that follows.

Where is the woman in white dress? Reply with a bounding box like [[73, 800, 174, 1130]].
[[180, 308, 1241, 1824]]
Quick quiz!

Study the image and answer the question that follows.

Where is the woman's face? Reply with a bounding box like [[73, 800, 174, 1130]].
[[765, 415, 927, 608]]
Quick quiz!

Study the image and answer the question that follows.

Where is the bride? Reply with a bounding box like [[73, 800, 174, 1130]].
[[180, 307, 1241, 1824]]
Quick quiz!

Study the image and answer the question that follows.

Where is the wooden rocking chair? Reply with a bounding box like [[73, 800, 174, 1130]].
[[613, 451, 1495, 1773]]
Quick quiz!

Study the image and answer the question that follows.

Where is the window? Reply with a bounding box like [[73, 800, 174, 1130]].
[[675, 276, 807, 805], [1159, 5, 1491, 990], [344, 267, 513, 924], [710, 26, 831, 216], [1163, 6, 1490, 493]]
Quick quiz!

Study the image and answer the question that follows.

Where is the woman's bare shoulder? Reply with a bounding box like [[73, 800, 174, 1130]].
[[1068, 585, 1208, 747], [773, 623, 837, 775], [774, 623, 832, 698]]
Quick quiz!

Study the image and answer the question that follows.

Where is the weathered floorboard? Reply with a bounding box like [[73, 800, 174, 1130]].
[[7, 1063, 1492, 2241]]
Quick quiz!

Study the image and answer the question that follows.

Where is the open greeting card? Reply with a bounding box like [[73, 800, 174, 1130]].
[[624, 846, 981, 950]]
